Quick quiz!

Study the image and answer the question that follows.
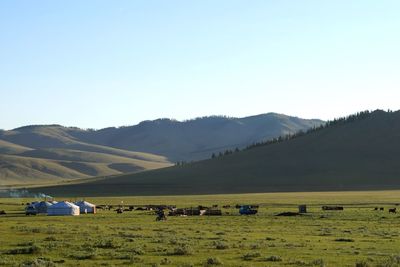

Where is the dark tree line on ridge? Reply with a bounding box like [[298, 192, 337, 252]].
[[209, 110, 380, 160]]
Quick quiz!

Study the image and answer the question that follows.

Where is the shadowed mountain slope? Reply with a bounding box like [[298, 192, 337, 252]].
[[71, 113, 323, 161], [31, 110, 400, 196]]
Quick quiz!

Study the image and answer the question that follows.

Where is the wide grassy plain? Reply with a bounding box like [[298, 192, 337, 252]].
[[1, 191, 400, 266]]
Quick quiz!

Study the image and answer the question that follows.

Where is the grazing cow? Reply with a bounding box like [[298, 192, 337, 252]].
[[204, 209, 222, 216], [212, 204, 218, 208], [380, 207, 384, 211], [322, 206, 344, 211], [389, 208, 396, 213], [116, 208, 124, 214], [374, 207, 378, 211]]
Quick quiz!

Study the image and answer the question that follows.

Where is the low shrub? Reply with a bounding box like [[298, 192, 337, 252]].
[[95, 238, 119, 249], [376, 254, 400, 267], [355, 261, 370, 267], [265, 255, 282, 262], [242, 252, 261, 261], [43, 236, 57, 242], [7, 245, 42, 255], [172, 244, 193, 255], [311, 259, 325, 267], [20, 258, 56, 267], [70, 252, 97, 260], [127, 256, 143, 264], [204, 257, 223, 266], [250, 243, 261, 249], [335, 238, 354, 242], [131, 246, 145, 255], [213, 241, 229, 250], [160, 258, 172, 265]]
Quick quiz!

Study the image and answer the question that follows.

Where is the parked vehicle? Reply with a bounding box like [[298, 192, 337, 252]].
[[239, 205, 258, 215], [25, 205, 37, 216]]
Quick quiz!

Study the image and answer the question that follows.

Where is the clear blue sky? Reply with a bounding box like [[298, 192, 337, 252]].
[[1, 1, 399, 130]]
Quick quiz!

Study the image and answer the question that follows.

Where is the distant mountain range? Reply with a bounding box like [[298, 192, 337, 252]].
[[0, 113, 322, 186], [31, 110, 400, 196], [73, 113, 323, 161]]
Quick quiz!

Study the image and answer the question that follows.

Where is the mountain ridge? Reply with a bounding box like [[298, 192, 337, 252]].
[[28, 110, 400, 196], [0, 113, 323, 186]]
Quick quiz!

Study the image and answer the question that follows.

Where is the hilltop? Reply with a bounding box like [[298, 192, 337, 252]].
[[67, 113, 323, 161], [0, 113, 321, 185], [31, 110, 400, 196], [0, 125, 170, 186]]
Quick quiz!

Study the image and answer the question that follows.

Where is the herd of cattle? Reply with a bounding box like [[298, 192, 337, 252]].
[[97, 204, 398, 216], [374, 207, 397, 213], [95, 204, 260, 216], [0, 203, 398, 217]]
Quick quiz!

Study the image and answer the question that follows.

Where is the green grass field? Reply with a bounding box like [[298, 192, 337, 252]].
[[1, 191, 400, 266]]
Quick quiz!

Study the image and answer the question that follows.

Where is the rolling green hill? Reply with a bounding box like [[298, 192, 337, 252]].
[[0, 126, 171, 186], [0, 114, 321, 186], [30, 110, 400, 196]]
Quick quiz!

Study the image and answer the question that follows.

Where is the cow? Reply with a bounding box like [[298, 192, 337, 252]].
[[322, 206, 344, 211], [389, 208, 397, 213]]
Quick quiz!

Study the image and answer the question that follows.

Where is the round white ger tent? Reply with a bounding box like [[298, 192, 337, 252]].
[[47, 201, 80, 216], [34, 201, 53, 214], [74, 201, 96, 214]]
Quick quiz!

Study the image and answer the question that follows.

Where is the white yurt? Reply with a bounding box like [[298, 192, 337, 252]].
[[34, 201, 53, 214], [74, 201, 96, 214], [47, 201, 80, 216]]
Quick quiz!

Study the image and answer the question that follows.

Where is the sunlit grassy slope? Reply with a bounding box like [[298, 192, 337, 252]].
[[0, 140, 33, 155], [31, 110, 400, 197], [0, 126, 171, 186]]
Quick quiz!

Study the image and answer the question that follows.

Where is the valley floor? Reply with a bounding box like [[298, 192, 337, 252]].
[[0, 191, 400, 266]]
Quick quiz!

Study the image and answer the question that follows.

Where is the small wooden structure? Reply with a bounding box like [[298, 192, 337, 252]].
[[298, 205, 307, 213]]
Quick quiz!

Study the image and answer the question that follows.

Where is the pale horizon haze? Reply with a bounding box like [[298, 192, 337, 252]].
[[1, 1, 399, 130]]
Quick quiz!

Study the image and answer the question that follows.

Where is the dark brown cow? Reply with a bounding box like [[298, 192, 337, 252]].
[[389, 208, 397, 213], [322, 206, 344, 211]]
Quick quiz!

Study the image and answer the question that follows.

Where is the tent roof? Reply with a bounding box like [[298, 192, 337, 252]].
[[50, 201, 79, 209], [75, 201, 95, 207], [35, 201, 52, 207]]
